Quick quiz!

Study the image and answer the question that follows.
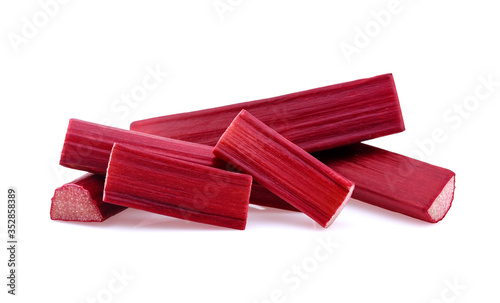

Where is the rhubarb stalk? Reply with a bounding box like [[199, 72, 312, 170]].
[[103, 144, 252, 230], [315, 143, 455, 223], [60, 119, 222, 175], [213, 110, 354, 228], [131, 74, 404, 153], [250, 143, 456, 223]]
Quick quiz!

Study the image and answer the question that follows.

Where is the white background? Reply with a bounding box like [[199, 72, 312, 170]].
[[1, 1, 499, 302]]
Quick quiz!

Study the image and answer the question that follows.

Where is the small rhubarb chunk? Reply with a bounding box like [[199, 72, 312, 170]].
[[213, 110, 355, 228], [427, 176, 455, 222], [104, 144, 252, 230], [50, 174, 126, 222], [131, 73, 404, 153]]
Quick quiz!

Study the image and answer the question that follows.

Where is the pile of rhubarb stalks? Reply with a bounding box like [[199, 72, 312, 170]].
[[50, 74, 456, 230]]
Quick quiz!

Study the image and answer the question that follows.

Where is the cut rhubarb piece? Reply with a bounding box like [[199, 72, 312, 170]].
[[315, 143, 455, 223], [50, 173, 126, 222], [60, 119, 221, 175], [250, 143, 456, 223], [131, 73, 404, 153], [213, 110, 355, 228], [104, 143, 252, 230]]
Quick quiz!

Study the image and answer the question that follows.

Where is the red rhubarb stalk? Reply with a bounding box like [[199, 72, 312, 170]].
[[251, 143, 455, 223], [213, 110, 355, 228], [103, 143, 252, 230], [50, 173, 126, 222], [60, 119, 222, 175], [131, 74, 404, 153], [315, 143, 455, 223]]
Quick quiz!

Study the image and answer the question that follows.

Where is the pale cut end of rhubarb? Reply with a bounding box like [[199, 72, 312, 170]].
[[427, 176, 455, 222], [325, 184, 355, 228], [51, 184, 104, 222]]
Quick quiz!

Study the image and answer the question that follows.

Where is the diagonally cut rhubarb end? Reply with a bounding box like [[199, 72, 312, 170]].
[[50, 184, 104, 222], [324, 183, 355, 228], [427, 175, 455, 223]]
